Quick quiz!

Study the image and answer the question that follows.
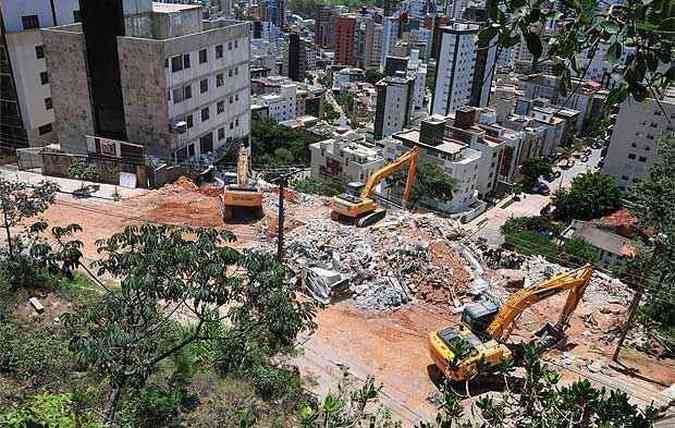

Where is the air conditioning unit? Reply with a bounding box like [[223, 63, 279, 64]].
[[172, 121, 188, 134]]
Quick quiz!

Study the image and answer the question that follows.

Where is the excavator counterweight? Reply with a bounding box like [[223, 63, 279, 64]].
[[221, 145, 263, 221], [429, 264, 594, 382]]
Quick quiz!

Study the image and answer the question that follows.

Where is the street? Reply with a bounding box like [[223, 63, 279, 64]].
[[466, 147, 603, 246]]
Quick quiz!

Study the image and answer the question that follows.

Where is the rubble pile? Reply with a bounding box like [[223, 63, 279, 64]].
[[270, 211, 466, 310]]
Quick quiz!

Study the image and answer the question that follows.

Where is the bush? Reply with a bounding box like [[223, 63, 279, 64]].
[[504, 230, 560, 260], [562, 238, 600, 265], [0, 393, 103, 428], [250, 365, 302, 401], [133, 387, 182, 428]]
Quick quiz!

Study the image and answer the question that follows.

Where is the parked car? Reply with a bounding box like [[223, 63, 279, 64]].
[[532, 182, 551, 195]]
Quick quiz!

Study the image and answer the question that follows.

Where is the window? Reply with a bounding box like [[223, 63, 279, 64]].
[[631, 142, 637, 148], [201, 107, 209, 122], [38, 123, 52, 135], [229, 122, 234, 130], [201, 133, 214, 153], [235, 118, 239, 127], [44, 98, 52, 110], [186, 114, 193, 128], [228, 69, 233, 77], [235, 94, 239, 101], [229, 96, 233, 104], [621, 175, 629, 181], [216, 73, 224, 87], [199, 49, 207, 64], [40, 72, 48, 85], [218, 128, 225, 140], [171, 56, 183, 72], [22, 15, 40, 30], [200, 79, 208, 94], [172, 88, 184, 103], [188, 144, 195, 157], [234, 67, 238, 76], [638, 156, 647, 162], [228, 41, 233, 50], [217, 100, 224, 114], [35, 45, 45, 59], [628, 153, 636, 160], [184, 84, 192, 99], [183, 53, 191, 69], [216, 45, 223, 58], [234, 40, 238, 49], [164, 58, 169, 68], [73, 10, 81, 23]]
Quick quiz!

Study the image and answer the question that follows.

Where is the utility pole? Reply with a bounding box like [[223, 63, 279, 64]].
[[612, 287, 643, 362], [276, 176, 286, 262]]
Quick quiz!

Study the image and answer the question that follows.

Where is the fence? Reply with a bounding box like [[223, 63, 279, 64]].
[[16, 147, 44, 171]]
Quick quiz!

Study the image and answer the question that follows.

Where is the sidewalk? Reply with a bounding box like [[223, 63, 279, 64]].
[[0, 165, 149, 201]]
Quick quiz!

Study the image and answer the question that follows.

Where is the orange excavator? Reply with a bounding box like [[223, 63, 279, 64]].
[[330, 147, 420, 227], [221, 145, 263, 221], [429, 264, 594, 382]]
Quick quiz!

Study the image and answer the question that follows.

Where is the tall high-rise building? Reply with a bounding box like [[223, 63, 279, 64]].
[[462, 8, 498, 107], [431, 22, 479, 116], [335, 15, 356, 66], [381, 15, 400, 67], [430, 14, 449, 60], [374, 73, 416, 140], [315, 6, 336, 49], [42, 0, 250, 161], [288, 32, 315, 81], [0, 0, 80, 148], [602, 93, 675, 190]]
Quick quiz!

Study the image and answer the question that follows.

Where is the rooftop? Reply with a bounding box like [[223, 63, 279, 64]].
[[565, 220, 637, 257], [152, 2, 201, 13]]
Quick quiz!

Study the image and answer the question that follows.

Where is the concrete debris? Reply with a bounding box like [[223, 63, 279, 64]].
[[28, 297, 44, 314], [259, 210, 466, 310]]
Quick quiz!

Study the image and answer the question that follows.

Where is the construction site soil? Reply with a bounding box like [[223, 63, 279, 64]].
[[41, 180, 673, 424]]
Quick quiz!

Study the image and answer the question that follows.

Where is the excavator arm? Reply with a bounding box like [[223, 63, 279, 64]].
[[237, 146, 249, 187], [486, 264, 594, 342], [360, 147, 421, 205]]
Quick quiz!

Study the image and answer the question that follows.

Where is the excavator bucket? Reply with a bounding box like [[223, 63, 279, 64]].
[[533, 322, 567, 352]]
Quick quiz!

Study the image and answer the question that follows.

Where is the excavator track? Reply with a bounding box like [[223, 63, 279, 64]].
[[356, 209, 387, 227]]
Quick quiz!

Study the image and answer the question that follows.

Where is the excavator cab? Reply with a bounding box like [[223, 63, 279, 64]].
[[461, 300, 500, 338]]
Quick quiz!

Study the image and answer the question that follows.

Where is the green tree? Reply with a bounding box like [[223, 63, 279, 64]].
[[562, 238, 600, 265], [408, 160, 457, 209], [520, 157, 553, 189], [0, 178, 82, 289], [482, 0, 674, 105], [323, 103, 340, 123], [553, 172, 622, 221], [365, 69, 384, 85], [626, 138, 675, 352], [67, 159, 100, 191]]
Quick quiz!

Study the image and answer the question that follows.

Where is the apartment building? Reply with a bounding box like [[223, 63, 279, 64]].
[[374, 73, 416, 140], [431, 22, 479, 116], [42, 0, 250, 162], [254, 84, 297, 122], [381, 15, 400, 67], [408, 50, 428, 112], [602, 92, 675, 190], [335, 15, 356, 66], [288, 32, 314, 81], [315, 6, 336, 49], [310, 135, 384, 184], [0, 0, 80, 148]]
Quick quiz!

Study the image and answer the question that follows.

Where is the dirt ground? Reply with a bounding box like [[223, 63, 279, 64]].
[[39, 181, 674, 424]]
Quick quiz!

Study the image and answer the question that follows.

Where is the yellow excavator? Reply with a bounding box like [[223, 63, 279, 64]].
[[429, 264, 594, 382], [330, 147, 420, 227], [221, 145, 263, 221]]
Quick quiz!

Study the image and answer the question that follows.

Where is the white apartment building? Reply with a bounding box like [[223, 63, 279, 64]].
[[602, 92, 675, 190], [380, 15, 400, 68], [408, 49, 427, 112], [256, 84, 297, 122], [309, 135, 384, 184], [0, 0, 80, 148], [431, 22, 479, 116], [374, 73, 416, 140]]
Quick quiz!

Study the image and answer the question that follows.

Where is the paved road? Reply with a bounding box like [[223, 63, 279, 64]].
[[466, 147, 603, 246]]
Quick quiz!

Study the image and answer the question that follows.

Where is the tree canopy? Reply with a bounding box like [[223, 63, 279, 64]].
[[553, 172, 622, 221], [520, 157, 553, 189], [409, 160, 457, 209]]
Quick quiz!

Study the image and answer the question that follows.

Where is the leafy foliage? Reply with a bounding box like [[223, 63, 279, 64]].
[[323, 102, 340, 123], [251, 119, 320, 167], [394, 160, 457, 209], [553, 172, 622, 220], [66, 159, 100, 184], [562, 238, 600, 265], [519, 157, 553, 189], [628, 137, 675, 351], [484, 0, 674, 105], [292, 178, 344, 197], [0, 393, 103, 428], [365, 69, 385, 85]]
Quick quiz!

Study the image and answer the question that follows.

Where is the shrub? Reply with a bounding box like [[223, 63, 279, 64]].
[[0, 393, 103, 428], [562, 238, 600, 265]]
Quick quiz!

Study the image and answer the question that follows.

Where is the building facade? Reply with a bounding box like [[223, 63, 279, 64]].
[[42, 0, 250, 162], [374, 73, 416, 140], [0, 0, 80, 148], [602, 93, 675, 190], [431, 22, 479, 116], [335, 15, 356, 66]]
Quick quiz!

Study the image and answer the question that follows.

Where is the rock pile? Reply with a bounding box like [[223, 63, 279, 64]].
[[268, 211, 466, 310]]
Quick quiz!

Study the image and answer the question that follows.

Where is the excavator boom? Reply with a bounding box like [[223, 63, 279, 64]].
[[360, 147, 421, 202], [486, 264, 594, 341]]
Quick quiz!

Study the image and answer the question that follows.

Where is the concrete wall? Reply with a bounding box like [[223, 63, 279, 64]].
[[117, 37, 172, 156], [41, 151, 149, 188], [41, 26, 95, 154]]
